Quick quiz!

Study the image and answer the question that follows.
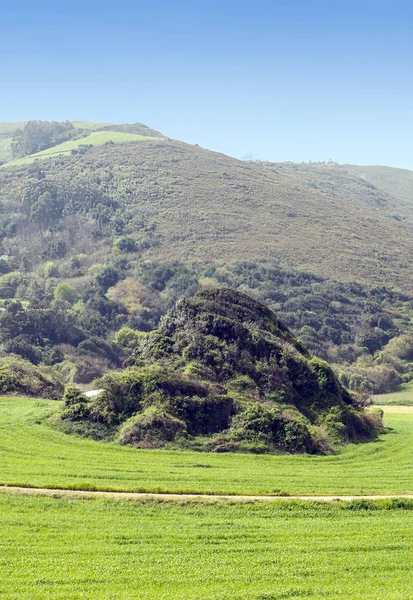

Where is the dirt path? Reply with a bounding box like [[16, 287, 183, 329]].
[[380, 405, 413, 414], [1, 485, 413, 503]]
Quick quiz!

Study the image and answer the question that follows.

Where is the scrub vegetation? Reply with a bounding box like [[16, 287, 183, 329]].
[[60, 288, 380, 453], [0, 121, 412, 399], [1, 120, 413, 600]]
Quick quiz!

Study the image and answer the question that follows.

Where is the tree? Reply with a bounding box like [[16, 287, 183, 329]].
[[96, 267, 120, 292], [54, 283, 79, 305]]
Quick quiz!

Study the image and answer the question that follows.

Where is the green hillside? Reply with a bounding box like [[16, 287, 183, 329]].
[[0, 121, 412, 398], [3, 130, 162, 167], [0, 119, 164, 166], [2, 139, 413, 290]]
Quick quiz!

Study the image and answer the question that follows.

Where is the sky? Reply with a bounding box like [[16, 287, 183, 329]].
[[1, 0, 412, 168]]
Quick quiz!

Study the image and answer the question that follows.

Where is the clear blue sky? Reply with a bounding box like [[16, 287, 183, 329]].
[[1, 1, 412, 168]]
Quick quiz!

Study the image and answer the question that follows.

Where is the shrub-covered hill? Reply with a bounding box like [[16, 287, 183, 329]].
[[1, 120, 413, 397], [61, 289, 381, 453], [2, 136, 413, 292]]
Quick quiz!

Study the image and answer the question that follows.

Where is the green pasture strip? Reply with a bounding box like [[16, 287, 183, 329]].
[[1, 397, 413, 495], [1, 131, 162, 168], [374, 388, 413, 406], [1, 494, 413, 599], [71, 121, 110, 129]]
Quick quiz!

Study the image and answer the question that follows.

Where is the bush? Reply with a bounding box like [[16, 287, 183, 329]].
[[118, 407, 186, 446], [113, 327, 146, 353], [113, 236, 137, 253], [44, 262, 59, 278], [0, 355, 63, 398], [61, 386, 90, 421], [0, 271, 22, 299], [229, 403, 314, 452], [4, 338, 42, 365]]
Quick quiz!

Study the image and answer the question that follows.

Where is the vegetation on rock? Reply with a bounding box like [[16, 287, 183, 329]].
[[61, 289, 381, 452], [0, 354, 62, 398]]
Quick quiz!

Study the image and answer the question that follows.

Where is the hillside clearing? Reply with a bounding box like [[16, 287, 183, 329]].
[[1, 130, 163, 167], [1, 397, 413, 496]]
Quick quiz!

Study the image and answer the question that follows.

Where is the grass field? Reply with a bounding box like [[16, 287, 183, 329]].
[[1, 493, 413, 599], [1, 397, 413, 496], [374, 387, 413, 406], [2, 397, 413, 599], [1, 130, 162, 168]]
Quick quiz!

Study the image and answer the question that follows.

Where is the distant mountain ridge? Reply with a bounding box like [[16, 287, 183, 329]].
[[338, 164, 413, 206]]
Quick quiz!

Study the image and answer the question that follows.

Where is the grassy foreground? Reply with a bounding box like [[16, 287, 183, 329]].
[[1, 397, 413, 495], [1, 494, 413, 599]]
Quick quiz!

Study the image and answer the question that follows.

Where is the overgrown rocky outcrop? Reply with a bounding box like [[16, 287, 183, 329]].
[[60, 289, 382, 452], [0, 354, 63, 398]]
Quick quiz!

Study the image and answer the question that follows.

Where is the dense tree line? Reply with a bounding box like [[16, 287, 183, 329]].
[[0, 253, 410, 394]]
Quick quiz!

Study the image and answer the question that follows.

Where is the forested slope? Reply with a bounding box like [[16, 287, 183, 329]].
[[2, 139, 413, 290], [0, 121, 412, 397]]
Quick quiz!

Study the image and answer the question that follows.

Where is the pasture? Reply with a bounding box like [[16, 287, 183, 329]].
[[1, 130, 162, 167], [1, 397, 413, 496], [1, 493, 413, 599], [2, 396, 413, 599], [374, 387, 413, 406]]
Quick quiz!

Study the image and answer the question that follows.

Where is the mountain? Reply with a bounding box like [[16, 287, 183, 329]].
[[0, 120, 412, 397], [338, 164, 413, 206], [2, 138, 413, 291], [60, 288, 381, 453]]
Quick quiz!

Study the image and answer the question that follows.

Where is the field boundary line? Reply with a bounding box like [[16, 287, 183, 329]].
[[1, 485, 413, 503]]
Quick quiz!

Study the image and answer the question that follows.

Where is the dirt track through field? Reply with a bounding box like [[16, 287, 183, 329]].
[[380, 405, 413, 413], [1, 486, 413, 503]]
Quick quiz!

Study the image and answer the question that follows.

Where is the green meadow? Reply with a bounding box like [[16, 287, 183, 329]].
[[1, 494, 413, 599], [374, 386, 413, 406], [1, 396, 413, 496], [1, 130, 162, 167]]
